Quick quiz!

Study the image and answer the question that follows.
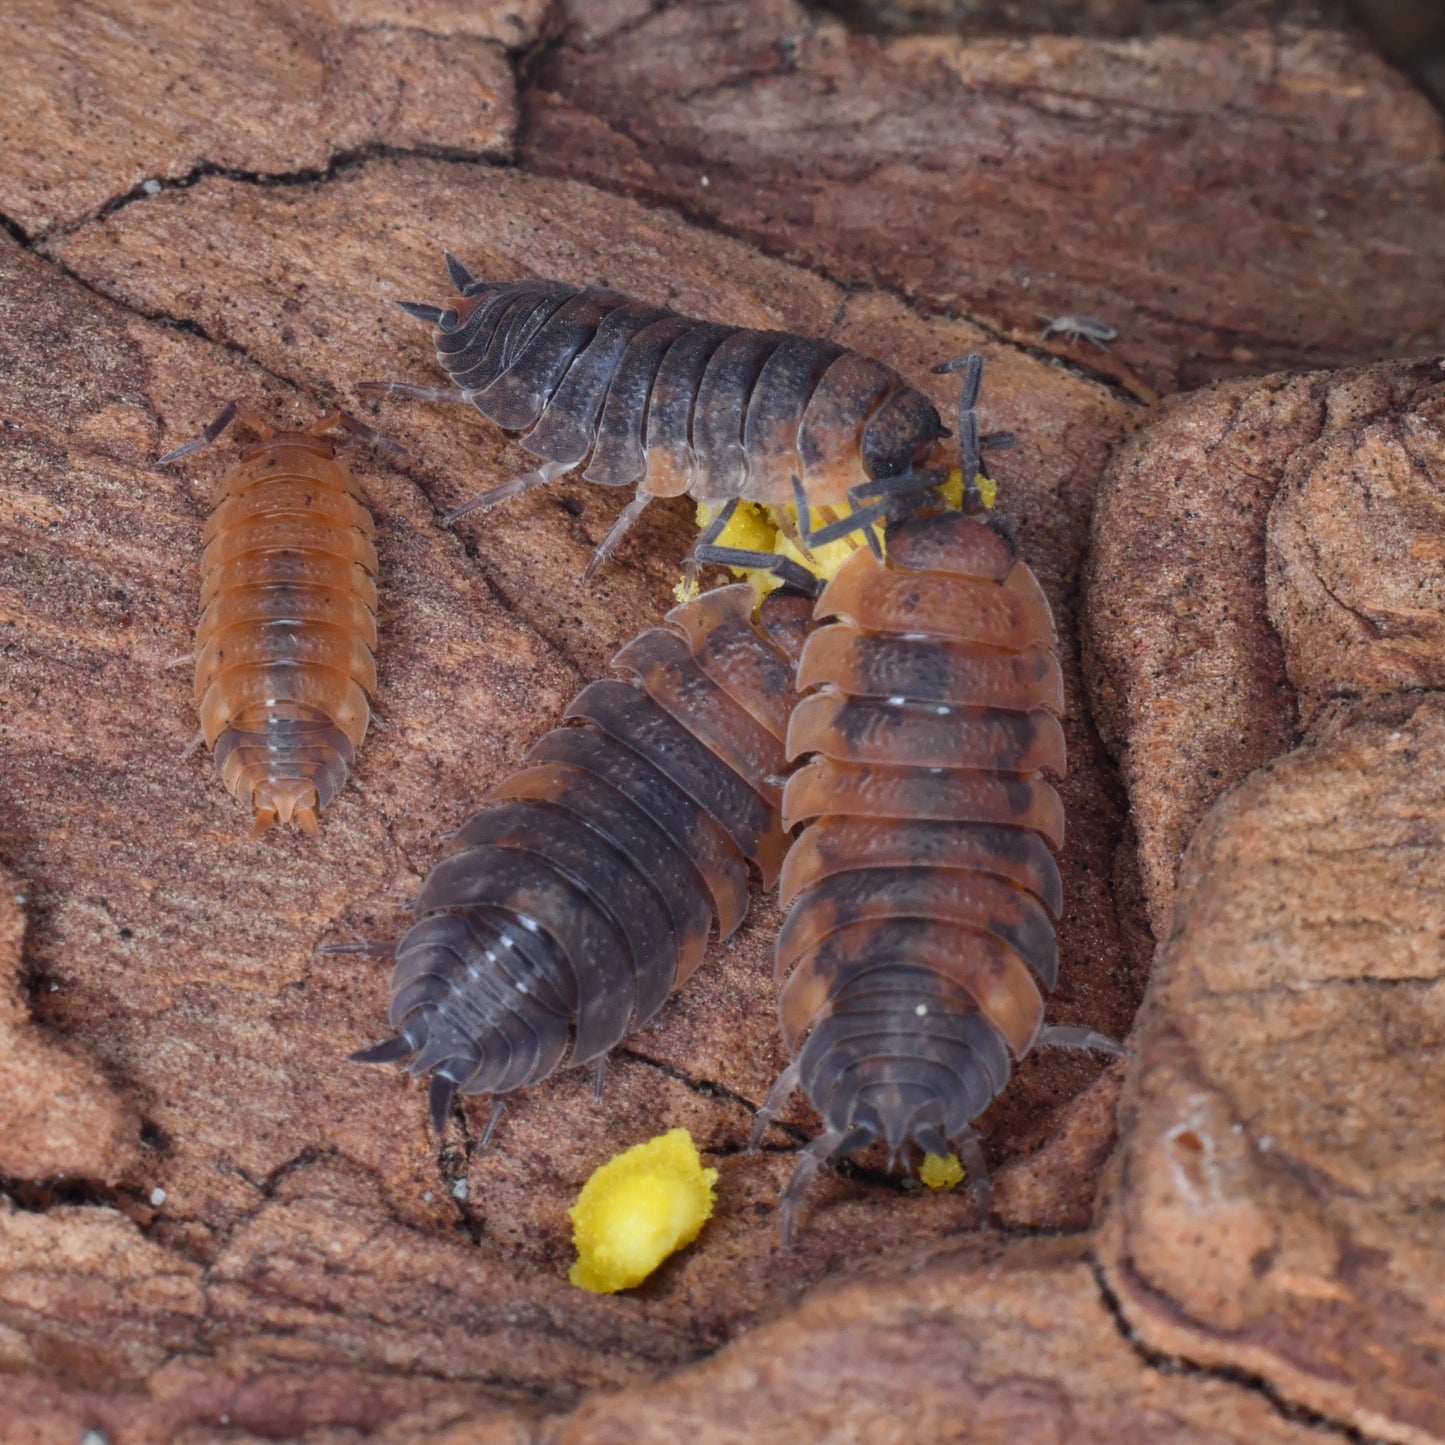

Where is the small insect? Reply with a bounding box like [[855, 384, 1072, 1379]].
[[349, 581, 813, 1135], [159, 401, 392, 835], [361, 255, 1011, 576], [744, 362, 1123, 1243], [1036, 313, 1117, 351]]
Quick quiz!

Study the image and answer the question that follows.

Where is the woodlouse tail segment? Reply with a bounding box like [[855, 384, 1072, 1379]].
[[212, 711, 359, 834], [444, 251, 476, 292], [351, 1035, 413, 1065], [395, 300, 455, 327], [349, 582, 812, 1129], [249, 779, 320, 836]]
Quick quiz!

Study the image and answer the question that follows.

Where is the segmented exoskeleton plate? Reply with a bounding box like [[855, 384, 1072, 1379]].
[[362, 255, 991, 576], [751, 506, 1122, 1241], [160, 402, 385, 835], [351, 582, 813, 1134]]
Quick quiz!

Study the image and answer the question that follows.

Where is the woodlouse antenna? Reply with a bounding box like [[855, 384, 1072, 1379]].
[[157, 400, 277, 465]]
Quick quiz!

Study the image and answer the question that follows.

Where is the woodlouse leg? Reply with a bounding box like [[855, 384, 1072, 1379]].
[[479, 1098, 507, 1149], [584, 494, 651, 581], [180, 729, 206, 761], [1036, 1023, 1130, 1057], [779, 1124, 874, 1248], [443, 460, 572, 526], [952, 1129, 992, 1221], [162, 652, 194, 671], [592, 1055, 608, 1104], [981, 430, 1016, 454], [321, 939, 399, 958], [683, 497, 741, 592], [355, 380, 473, 406], [773, 503, 813, 563], [748, 1060, 802, 1151], [793, 483, 890, 550]]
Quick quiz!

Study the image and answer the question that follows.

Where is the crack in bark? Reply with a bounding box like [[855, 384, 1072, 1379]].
[[1087, 1255, 1373, 1444], [42, 142, 515, 242]]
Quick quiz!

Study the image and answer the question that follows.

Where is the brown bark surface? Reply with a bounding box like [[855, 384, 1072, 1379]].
[[2, 0, 1442, 1440], [1097, 691, 1445, 1444]]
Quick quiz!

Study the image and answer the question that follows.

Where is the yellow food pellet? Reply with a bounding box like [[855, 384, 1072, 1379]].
[[569, 1128, 718, 1293], [919, 1152, 965, 1189], [689, 502, 784, 597], [939, 467, 997, 511]]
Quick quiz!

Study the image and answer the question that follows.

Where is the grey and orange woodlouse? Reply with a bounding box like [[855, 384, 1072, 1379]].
[[743, 373, 1121, 1242], [349, 580, 813, 1134], [361, 254, 1011, 577], [159, 401, 392, 835]]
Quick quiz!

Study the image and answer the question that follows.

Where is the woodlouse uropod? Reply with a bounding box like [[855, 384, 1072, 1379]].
[[737, 363, 1123, 1243], [360, 254, 1013, 576], [159, 401, 393, 835], [348, 580, 813, 1135]]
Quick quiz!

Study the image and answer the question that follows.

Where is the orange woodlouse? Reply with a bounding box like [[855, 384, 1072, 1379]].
[[159, 402, 392, 835], [739, 369, 1122, 1242], [349, 581, 813, 1134], [361, 255, 1012, 576]]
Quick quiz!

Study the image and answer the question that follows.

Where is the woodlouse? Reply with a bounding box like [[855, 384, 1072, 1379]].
[[745, 384, 1120, 1241], [350, 581, 813, 1134], [1036, 313, 1117, 351], [362, 255, 1011, 576], [159, 402, 389, 835]]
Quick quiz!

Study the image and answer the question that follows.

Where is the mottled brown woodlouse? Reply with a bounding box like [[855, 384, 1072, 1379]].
[[361, 255, 1012, 577], [746, 367, 1122, 1242], [350, 581, 813, 1135], [159, 402, 392, 835]]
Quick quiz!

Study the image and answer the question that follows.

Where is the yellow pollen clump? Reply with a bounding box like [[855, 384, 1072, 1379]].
[[919, 1152, 965, 1189], [569, 1128, 719, 1293]]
